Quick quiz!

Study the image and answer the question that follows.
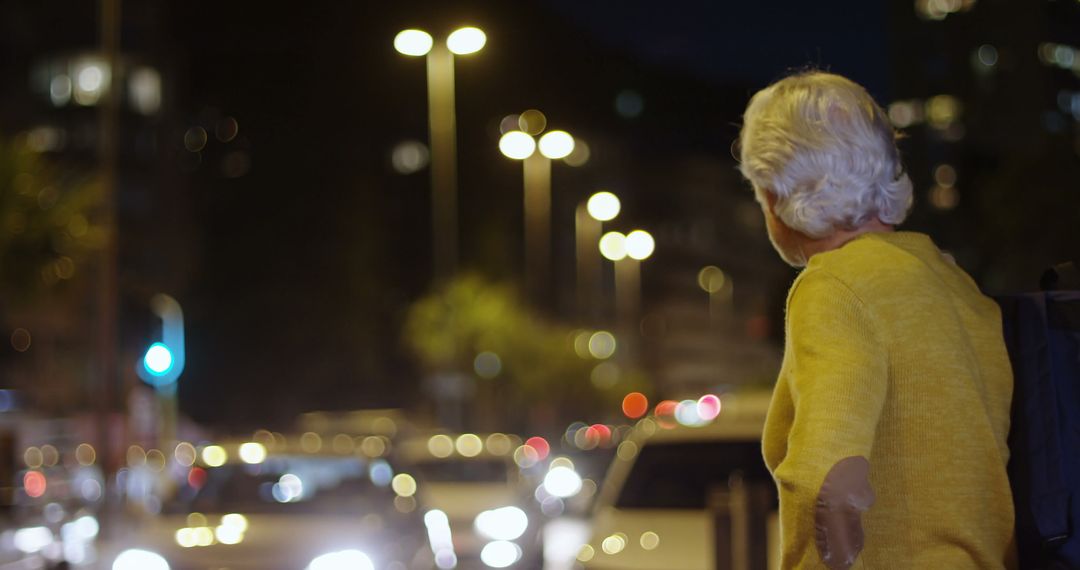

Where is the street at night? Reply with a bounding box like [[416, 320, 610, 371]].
[[1, 1, 1079, 569]]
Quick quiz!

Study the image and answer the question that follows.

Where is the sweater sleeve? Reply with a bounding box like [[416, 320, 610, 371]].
[[773, 269, 888, 569]]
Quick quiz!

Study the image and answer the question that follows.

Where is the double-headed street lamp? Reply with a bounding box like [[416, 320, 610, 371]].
[[599, 230, 655, 340], [498, 123, 575, 305], [394, 26, 486, 283]]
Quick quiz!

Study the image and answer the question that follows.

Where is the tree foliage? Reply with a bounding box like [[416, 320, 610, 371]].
[[403, 275, 648, 425], [0, 136, 103, 303]]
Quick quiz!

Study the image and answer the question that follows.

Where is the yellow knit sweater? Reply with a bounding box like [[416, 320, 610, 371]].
[[762, 231, 1017, 569]]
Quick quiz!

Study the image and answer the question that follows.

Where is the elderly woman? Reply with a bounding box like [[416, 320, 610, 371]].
[[738, 71, 1016, 569]]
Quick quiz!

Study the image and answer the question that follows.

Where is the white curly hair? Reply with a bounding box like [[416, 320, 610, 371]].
[[737, 71, 913, 239]]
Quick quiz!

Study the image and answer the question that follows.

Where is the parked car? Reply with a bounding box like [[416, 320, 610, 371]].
[[580, 392, 778, 570]]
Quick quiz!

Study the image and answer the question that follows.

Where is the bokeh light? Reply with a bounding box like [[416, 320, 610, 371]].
[[543, 466, 582, 498], [654, 400, 678, 429], [75, 443, 96, 466], [391, 140, 430, 175], [586, 191, 620, 222], [524, 436, 550, 460], [309, 550, 374, 570], [485, 433, 512, 455], [239, 442, 267, 464], [698, 394, 722, 421], [615, 89, 644, 118], [187, 467, 207, 489], [201, 445, 227, 467], [361, 436, 387, 457], [518, 109, 547, 135], [143, 343, 174, 375], [513, 445, 539, 468], [602, 533, 628, 555], [538, 130, 575, 159], [588, 424, 612, 447], [456, 434, 483, 457], [174, 442, 196, 467], [300, 432, 322, 453], [24, 447, 43, 469], [447, 27, 486, 55], [474, 351, 502, 379], [641, 531, 660, 551], [24, 471, 46, 498], [625, 230, 655, 260], [698, 266, 726, 293], [394, 29, 433, 56], [622, 392, 649, 419], [588, 330, 617, 359], [929, 185, 960, 210], [480, 541, 522, 568], [392, 473, 417, 497], [428, 435, 454, 458], [10, 329, 31, 352], [599, 232, 627, 261], [475, 507, 529, 541], [572, 330, 592, 359], [499, 131, 536, 160], [563, 138, 591, 167]]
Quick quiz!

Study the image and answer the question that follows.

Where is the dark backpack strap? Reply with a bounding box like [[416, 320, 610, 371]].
[[1016, 293, 1071, 547]]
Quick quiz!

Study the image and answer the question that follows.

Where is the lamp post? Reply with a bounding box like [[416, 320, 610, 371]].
[[698, 265, 731, 328], [394, 26, 486, 283], [576, 191, 620, 321], [600, 230, 654, 359], [498, 126, 574, 305]]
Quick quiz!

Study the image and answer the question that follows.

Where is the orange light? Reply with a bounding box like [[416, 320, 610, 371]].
[[525, 436, 550, 460], [24, 471, 46, 498], [622, 392, 649, 419]]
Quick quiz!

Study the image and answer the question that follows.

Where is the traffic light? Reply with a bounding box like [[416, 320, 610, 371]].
[[142, 342, 174, 377], [136, 294, 185, 388]]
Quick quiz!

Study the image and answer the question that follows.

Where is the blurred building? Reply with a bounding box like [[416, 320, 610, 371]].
[[0, 2, 196, 419], [888, 0, 1080, 291]]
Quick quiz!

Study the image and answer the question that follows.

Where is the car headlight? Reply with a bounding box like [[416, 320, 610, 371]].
[[308, 549, 374, 570], [113, 549, 169, 570], [474, 506, 529, 541], [481, 540, 523, 568]]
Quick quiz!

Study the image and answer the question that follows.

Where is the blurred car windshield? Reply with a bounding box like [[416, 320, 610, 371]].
[[413, 459, 509, 483], [615, 440, 769, 509], [174, 456, 390, 514]]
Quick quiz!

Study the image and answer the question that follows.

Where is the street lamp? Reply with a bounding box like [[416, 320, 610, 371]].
[[576, 191, 620, 320], [498, 121, 575, 306], [600, 230, 654, 345], [395, 26, 486, 283], [135, 293, 185, 450]]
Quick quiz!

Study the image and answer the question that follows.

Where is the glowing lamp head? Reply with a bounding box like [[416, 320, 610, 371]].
[[394, 29, 434, 56], [499, 131, 536, 160], [143, 343, 174, 376], [447, 27, 486, 55], [599, 232, 627, 261], [587, 191, 620, 222], [538, 130, 575, 159], [625, 230, 655, 260]]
